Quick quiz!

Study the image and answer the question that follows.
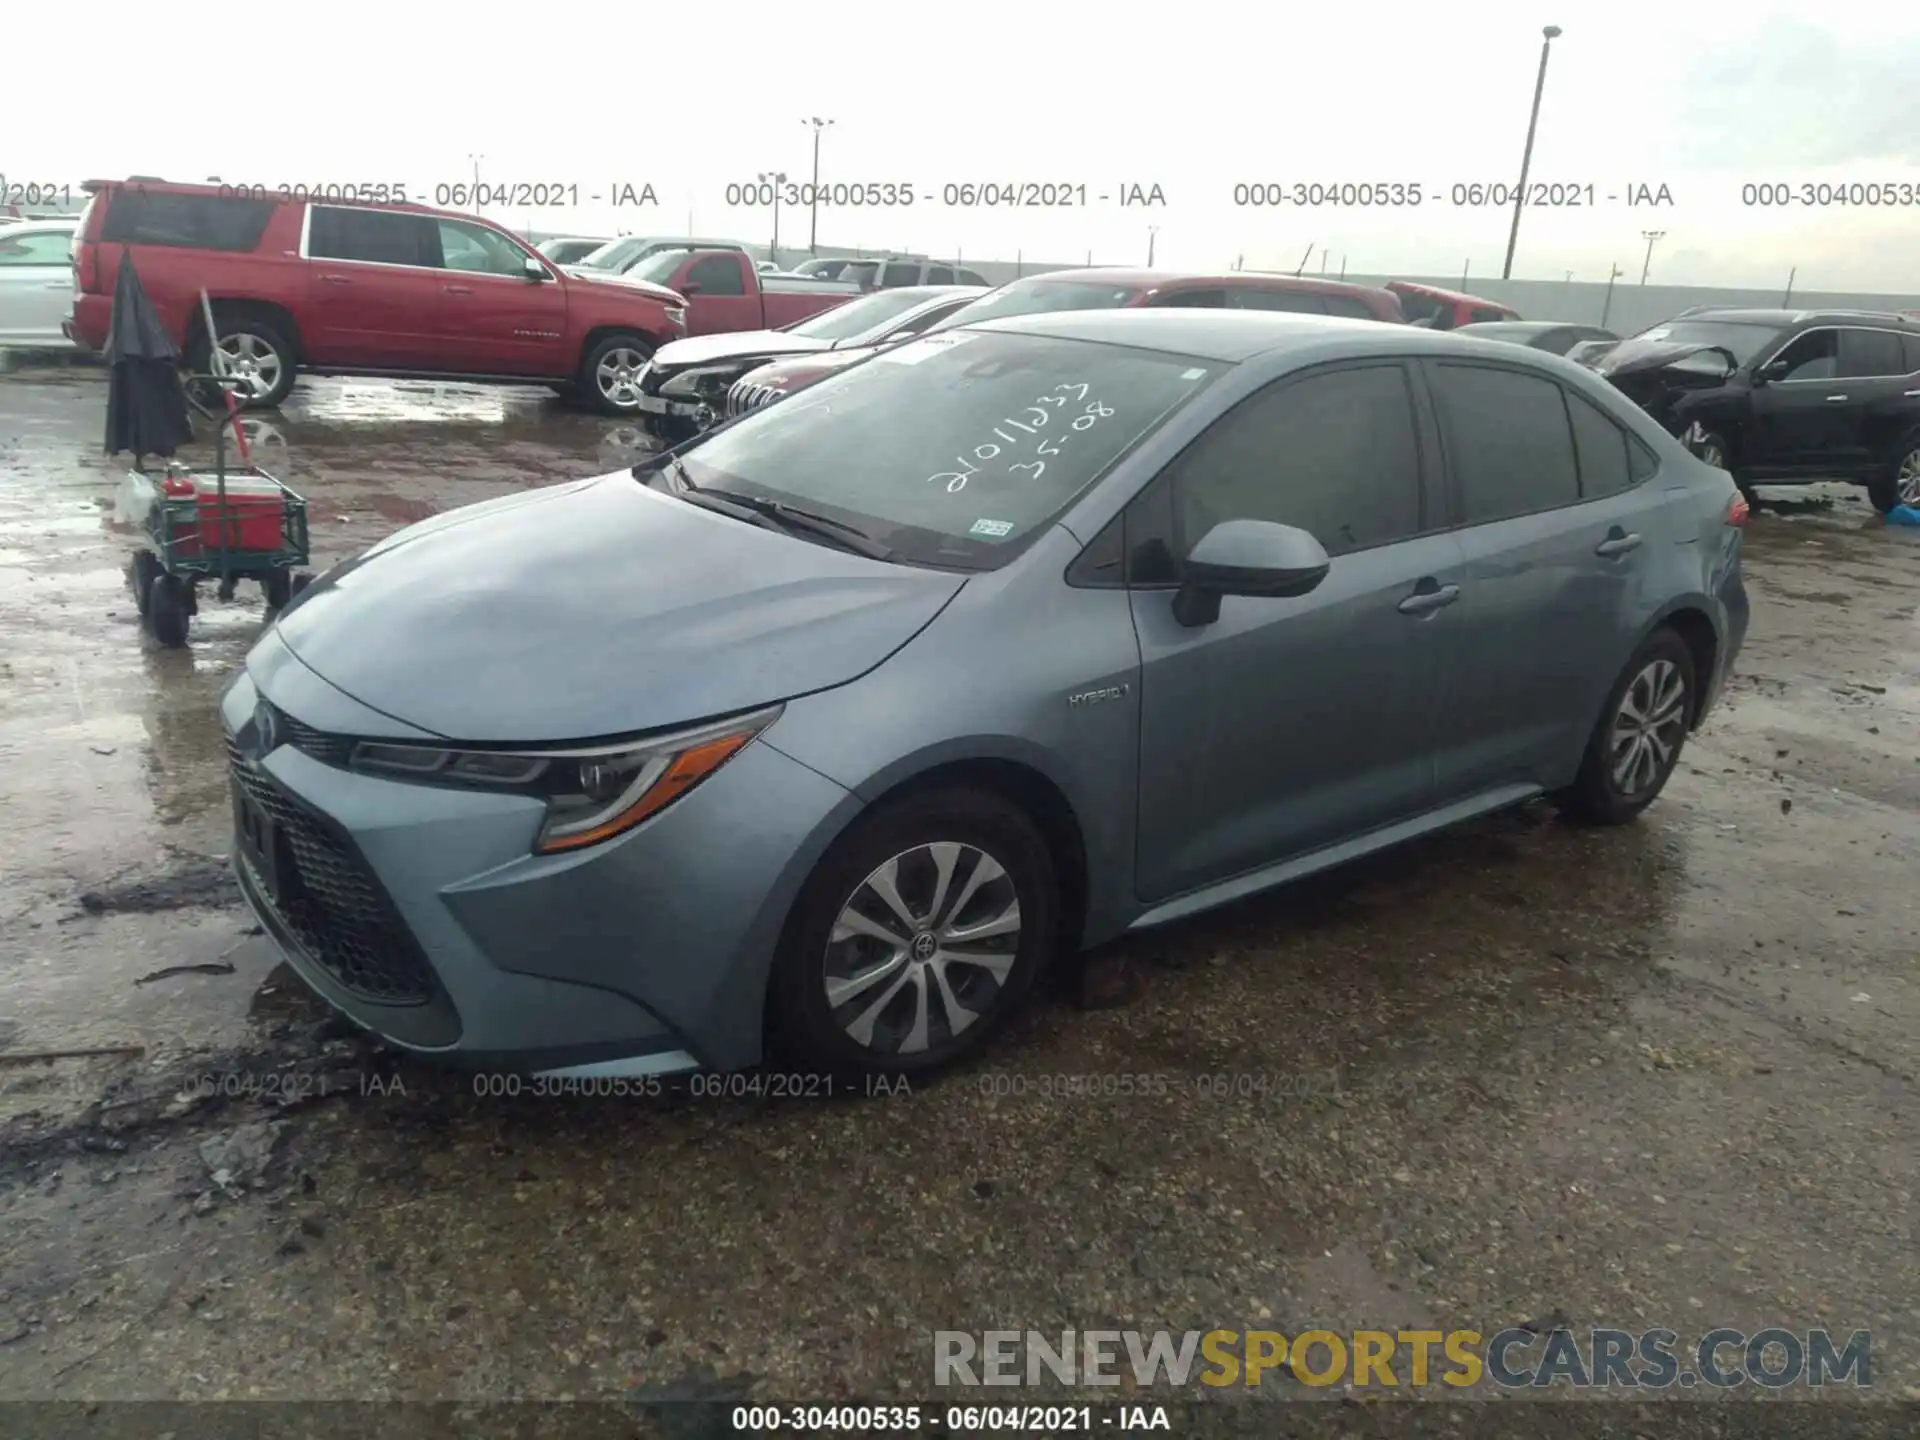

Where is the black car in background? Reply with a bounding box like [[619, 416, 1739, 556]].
[[1592, 308, 1920, 513], [1455, 320, 1620, 357]]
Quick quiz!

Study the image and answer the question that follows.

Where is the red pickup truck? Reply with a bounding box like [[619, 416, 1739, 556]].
[[64, 178, 688, 415], [608, 246, 858, 336]]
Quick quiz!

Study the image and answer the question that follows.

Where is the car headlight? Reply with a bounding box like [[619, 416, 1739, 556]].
[[660, 365, 746, 399], [665, 306, 686, 327], [348, 706, 782, 854]]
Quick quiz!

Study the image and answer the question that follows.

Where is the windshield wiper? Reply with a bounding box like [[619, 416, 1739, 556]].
[[693, 488, 894, 561]]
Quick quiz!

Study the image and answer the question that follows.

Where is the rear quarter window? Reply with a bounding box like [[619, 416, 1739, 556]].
[[98, 188, 276, 252]]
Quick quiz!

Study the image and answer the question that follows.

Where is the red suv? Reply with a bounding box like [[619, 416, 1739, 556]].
[[65, 179, 687, 415]]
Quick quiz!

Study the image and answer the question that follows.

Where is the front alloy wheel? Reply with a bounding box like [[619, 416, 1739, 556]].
[[595, 346, 651, 412], [1898, 445, 1920, 508], [824, 843, 1022, 1057]]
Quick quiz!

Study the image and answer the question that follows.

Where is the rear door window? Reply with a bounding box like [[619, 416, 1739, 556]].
[[1150, 288, 1227, 307], [926, 266, 954, 284], [1428, 362, 1581, 523], [688, 253, 746, 295], [99, 188, 275, 251], [1837, 328, 1906, 378], [1903, 334, 1920, 373], [1468, 306, 1508, 323], [308, 206, 439, 266], [1564, 389, 1637, 497], [880, 262, 922, 287], [1230, 289, 1326, 314]]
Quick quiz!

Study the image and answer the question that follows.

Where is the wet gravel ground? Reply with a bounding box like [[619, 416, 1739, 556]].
[[0, 364, 1916, 1425]]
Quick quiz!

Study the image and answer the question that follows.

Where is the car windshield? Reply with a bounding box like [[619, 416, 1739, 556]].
[[787, 289, 936, 342], [573, 237, 641, 270], [923, 279, 1143, 334], [1618, 320, 1783, 366], [667, 331, 1221, 570], [626, 250, 698, 285]]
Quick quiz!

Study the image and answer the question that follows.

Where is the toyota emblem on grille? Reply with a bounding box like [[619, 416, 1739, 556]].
[[253, 701, 279, 758]]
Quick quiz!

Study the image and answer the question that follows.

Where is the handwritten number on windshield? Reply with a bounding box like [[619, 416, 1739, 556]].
[[927, 391, 1108, 493]]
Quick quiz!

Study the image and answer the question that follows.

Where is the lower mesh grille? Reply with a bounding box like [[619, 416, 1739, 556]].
[[228, 739, 436, 1005]]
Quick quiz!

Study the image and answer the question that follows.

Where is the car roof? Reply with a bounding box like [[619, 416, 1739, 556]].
[[1016, 266, 1389, 299], [883, 285, 989, 300], [961, 307, 1523, 363], [1385, 280, 1511, 306], [1673, 308, 1920, 329]]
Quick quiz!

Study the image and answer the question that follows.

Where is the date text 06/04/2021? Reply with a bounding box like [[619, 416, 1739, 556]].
[[208, 182, 659, 208], [722, 181, 1168, 209], [1228, 180, 1677, 208], [726, 1403, 1172, 1431]]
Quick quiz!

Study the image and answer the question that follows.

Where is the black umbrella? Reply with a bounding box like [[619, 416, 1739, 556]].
[[104, 248, 193, 464]]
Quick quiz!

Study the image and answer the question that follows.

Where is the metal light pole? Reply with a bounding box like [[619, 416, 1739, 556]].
[[803, 117, 833, 254], [1147, 226, 1159, 266], [760, 171, 788, 258], [1639, 230, 1665, 285], [469, 153, 485, 208], [1600, 262, 1624, 326], [1501, 25, 1562, 281]]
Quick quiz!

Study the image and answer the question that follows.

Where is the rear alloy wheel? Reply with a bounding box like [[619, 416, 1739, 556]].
[[771, 790, 1057, 1076], [580, 334, 655, 416], [1867, 432, 1920, 514], [200, 318, 297, 409], [1556, 629, 1696, 825]]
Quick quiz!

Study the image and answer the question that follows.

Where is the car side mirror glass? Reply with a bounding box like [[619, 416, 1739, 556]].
[[1172, 519, 1332, 627]]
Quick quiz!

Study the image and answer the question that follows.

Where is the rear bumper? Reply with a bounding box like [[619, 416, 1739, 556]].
[[68, 295, 109, 353]]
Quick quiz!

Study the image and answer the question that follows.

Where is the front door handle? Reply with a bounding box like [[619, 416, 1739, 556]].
[[1904, 389, 1920, 398], [444, 284, 474, 295], [1825, 394, 1849, 402], [1398, 582, 1460, 615], [318, 274, 352, 286], [1595, 532, 1643, 557]]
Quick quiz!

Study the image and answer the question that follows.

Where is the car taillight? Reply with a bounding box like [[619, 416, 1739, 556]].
[[1725, 494, 1749, 527], [76, 242, 99, 294]]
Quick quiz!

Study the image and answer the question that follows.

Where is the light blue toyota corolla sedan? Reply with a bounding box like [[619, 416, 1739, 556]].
[[222, 309, 1748, 1079]]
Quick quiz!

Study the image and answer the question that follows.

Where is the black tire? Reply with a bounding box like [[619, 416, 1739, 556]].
[[192, 313, 298, 410], [130, 550, 161, 617], [768, 788, 1059, 1077], [577, 333, 655, 417], [290, 571, 314, 598], [1555, 628, 1696, 825], [262, 568, 292, 610], [147, 574, 192, 647], [1867, 428, 1920, 515]]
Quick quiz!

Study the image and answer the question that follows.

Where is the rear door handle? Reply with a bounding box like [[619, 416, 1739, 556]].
[[444, 284, 474, 295], [1595, 533, 1643, 557], [1825, 394, 1849, 402], [1398, 583, 1460, 615], [318, 274, 352, 286], [1905, 389, 1920, 398]]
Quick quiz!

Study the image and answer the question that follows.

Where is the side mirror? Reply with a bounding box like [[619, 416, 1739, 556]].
[[1754, 357, 1788, 384], [523, 257, 549, 281], [680, 281, 703, 296], [1171, 519, 1331, 628]]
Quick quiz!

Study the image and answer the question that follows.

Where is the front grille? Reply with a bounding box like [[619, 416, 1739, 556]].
[[277, 709, 354, 767], [726, 381, 783, 416], [228, 738, 437, 1005]]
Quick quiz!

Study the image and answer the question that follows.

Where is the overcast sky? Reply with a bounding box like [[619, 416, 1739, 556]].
[[14, 1, 1920, 293]]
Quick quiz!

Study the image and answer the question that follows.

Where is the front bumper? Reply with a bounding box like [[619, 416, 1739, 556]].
[[220, 656, 858, 1073]]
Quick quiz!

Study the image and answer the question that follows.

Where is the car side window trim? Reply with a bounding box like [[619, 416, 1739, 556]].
[[1761, 325, 1916, 381], [1418, 357, 1609, 527], [1111, 358, 1440, 589]]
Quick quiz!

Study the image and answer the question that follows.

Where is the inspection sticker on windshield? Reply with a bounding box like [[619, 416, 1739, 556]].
[[970, 518, 1015, 538], [879, 333, 975, 365]]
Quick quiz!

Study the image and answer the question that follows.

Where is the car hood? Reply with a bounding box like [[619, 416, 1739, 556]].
[[269, 474, 965, 742], [1594, 339, 1737, 380], [561, 266, 684, 306], [652, 331, 832, 370], [755, 346, 876, 384]]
